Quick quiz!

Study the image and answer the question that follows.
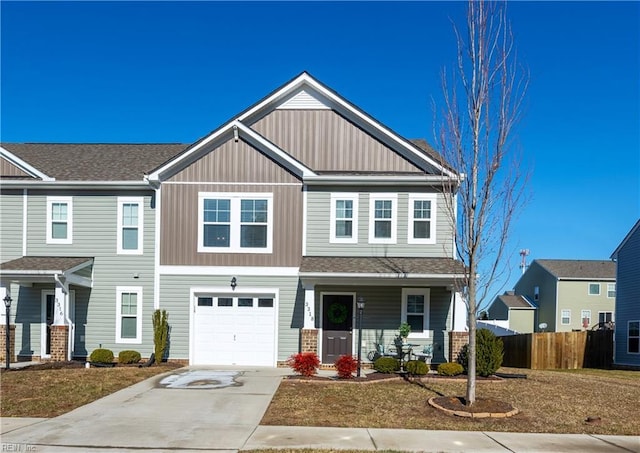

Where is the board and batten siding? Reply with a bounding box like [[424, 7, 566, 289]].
[[1, 158, 31, 178], [306, 189, 454, 257], [160, 184, 303, 267], [315, 285, 452, 363], [158, 274, 303, 361], [614, 225, 640, 366], [22, 190, 157, 358], [251, 110, 424, 173], [0, 190, 24, 261]]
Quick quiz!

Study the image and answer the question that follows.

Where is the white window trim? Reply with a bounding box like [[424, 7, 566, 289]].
[[401, 288, 431, 338], [46, 196, 73, 244], [197, 192, 273, 254], [628, 320, 640, 354], [368, 193, 397, 244], [561, 309, 571, 325], [329, 193, 359, 244], [581, 309, 591, 328], [607, 283, 616, 298], [116, 286, 143, 344], [117, 197, 144, 255], [408, 194, 437, 245], [588, 283, 601, 296]]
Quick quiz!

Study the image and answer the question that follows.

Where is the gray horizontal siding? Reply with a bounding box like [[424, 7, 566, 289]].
[[306, 190, 454, 257], [158, 274, 303, 361], [1, 190, 24, 262]]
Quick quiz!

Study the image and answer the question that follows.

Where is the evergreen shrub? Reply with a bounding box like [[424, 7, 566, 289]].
[[373, 356, 400, 373], [405, 360, 429, 375], [437, 362, 464, 376], [118, 350, 141, 364], [457, 328, 504, 377], [89, 348, 114, 364]]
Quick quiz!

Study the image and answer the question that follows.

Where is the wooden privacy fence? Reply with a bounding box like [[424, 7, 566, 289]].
[[501, 330, 613, 369]]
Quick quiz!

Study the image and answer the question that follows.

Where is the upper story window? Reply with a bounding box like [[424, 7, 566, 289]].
[[330, 193, 359, 244], [198, 192, 273, 254], [368, 194, 397, 244], [408, 194, 437, 244], [588, 283, 600, 296], [401, 288, 431, 338], [116, 286, 142, 344], [607, 283, 616, 298], [117, 197, 143, 254], [46, 196, 73, 244], [628, 321, 639, 354]]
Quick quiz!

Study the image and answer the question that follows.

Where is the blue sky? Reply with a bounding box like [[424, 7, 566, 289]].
[[2, 1, 639, 304]]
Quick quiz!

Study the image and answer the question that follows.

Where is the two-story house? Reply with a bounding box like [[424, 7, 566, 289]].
[[611, 219, 640, 369], [498, 259, 616, 333], [1, 72, 467, 367]]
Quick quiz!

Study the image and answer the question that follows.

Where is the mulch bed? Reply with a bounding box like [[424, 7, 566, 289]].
[[432, 396, 516, 414], [4, 360, 169, 372]]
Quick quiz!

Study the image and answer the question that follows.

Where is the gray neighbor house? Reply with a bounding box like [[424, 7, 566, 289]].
[[611, 219, 640, 369], [488, 259, 616, 333], [0, 72, 469, 367]]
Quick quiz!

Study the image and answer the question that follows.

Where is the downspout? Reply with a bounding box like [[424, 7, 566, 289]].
[[54, 274, 73, 361]]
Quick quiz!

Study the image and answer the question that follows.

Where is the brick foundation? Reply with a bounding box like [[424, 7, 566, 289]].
[[0, 324, 16, 363], [449, 331, 469, 362], [301, 328, 318, 354], [50, 325, 69, 361]]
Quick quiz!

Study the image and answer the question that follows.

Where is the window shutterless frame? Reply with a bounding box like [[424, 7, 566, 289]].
[[46, 196, 73, 244], [117, 197, 144, 254], [368, 193, 397, 244], [115, 286, 142, 344], [330, 193, 359, 244], [408, 193, 437, 245]]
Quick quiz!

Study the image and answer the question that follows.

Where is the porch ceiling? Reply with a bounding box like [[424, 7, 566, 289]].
[[299, 256, 466, 286], [0, 256, 94, 287]]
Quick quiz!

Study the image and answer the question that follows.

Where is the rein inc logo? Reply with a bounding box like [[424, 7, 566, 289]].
[[2, 444, 36, 452]]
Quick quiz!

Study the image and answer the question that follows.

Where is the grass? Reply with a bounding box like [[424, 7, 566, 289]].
[[261, 367, 640, 435], [1, 363, 181, 417]]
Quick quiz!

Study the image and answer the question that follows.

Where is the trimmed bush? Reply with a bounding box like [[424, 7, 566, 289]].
[[334, 355, 358, 379], [438, 362, 464, 376], [373, 356, 400, 373], [89, 348, 114, 364], [118, 350, 142, 364], [457, 328, 504, 377], [287, 352, 320, 377], [405, 360, 429, 376]]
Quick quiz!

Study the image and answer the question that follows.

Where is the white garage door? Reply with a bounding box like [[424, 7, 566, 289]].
[[193, 293, 276, 366]]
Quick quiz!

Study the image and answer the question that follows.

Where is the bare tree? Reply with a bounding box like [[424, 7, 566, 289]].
[[435, 0, 529, 405]]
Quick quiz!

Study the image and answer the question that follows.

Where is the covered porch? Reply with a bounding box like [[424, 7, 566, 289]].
[[0, 256, 94, 362], [298, 256, 468, 365]]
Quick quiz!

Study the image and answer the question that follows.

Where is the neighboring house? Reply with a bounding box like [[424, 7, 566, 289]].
[[486, 291, 536, 333], [510, 259, 616, 333], [610, 219, 640, 368], [0, 72, 468, 367]]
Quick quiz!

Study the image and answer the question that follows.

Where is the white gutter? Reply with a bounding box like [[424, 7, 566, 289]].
[[298, 272, 465, 279], [303, 174, 458, 186], [0, 180, 151, 190]]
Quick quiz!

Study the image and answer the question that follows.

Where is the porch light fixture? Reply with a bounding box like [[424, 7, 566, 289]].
[[356, 296, 366, 377], [3, 295, 11, 370], [230, 277, 237, 290]]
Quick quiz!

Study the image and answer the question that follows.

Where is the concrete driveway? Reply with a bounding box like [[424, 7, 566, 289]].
[[1, 366, 288, 451]]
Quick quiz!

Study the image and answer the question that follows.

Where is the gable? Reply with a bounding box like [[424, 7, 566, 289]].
[[250, 109, 424, 174], [168, 136, 300, 184], [1, 155, 33, 179]]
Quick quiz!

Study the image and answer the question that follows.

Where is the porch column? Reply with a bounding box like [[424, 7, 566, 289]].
[[301, 284, 318, 354], [50, 280, 69, 361]]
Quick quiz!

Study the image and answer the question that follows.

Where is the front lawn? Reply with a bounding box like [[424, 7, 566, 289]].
[[1, 362, 181, 418], [261, 367, 640, 435]]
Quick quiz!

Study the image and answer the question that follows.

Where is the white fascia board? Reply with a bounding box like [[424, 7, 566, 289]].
[[0, 270, 61, 276], [304, 174, 454, 186], [159, 265, 300, 277], [0, 180, 150, 190], [64, 259, 94, 276], [236, 73, 458, 179], [298, 272, 465, 279], [0, 146, 54, 181], [557, 277, 616, 282], [234, 121, 316, 178]]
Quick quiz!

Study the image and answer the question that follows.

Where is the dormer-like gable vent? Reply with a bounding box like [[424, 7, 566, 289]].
[[276, 89, 330, 110]]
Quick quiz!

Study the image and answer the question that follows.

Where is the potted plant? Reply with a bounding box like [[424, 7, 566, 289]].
[[398, 322, 411, 342]]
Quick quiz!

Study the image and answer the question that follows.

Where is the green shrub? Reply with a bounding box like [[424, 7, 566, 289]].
[[89, 348, 114, 364], [457, 328, 504, 377], [373, 356, 400, 373], [405, 360, 429, 375], [118, 350, 141, 364], [438, 362, 464, 376]]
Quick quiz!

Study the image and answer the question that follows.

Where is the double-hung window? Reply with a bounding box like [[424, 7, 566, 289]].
[[408, 194, 437, 244], [401, 288, 430, 338], [561, 309, 571, 325], [581, 310, 591, 328], [117, 197, 143, 254], [628, 321, 639, 354], [116, 286, 142, 343], [607, 283, 616, 298], [369, 194, 397, 244], [330, 193, 358, 243], [599, 311, 613, 325], [46, 196, 73, 244], [198, 192, 273, 253]]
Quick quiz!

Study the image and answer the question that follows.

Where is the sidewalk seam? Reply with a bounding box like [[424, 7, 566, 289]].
[[482, 431, 515, 452], [367, 428, 379, 451], [589, 434, 638, 452]]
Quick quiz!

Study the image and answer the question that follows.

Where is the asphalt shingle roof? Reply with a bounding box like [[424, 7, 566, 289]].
[[0, 256, 93, 273], [535, 259, 616, 280], [1, 143, 188, 181], [299, 256, 466, 275], [497, 294, 536, 309]]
